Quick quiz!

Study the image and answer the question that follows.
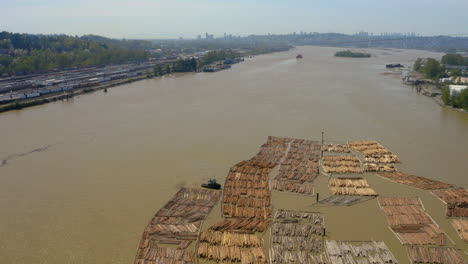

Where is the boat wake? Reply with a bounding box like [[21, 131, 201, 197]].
[[1, 145, 51, 167]]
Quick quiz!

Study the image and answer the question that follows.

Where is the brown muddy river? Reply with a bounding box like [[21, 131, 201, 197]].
[[0, 46, 467, 264]]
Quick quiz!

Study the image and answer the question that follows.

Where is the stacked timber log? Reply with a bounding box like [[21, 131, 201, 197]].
[[223, 160, 273, 219], [321, 155, 363, 174], [328, 177, 378, 196], [377, 172, 453, 190], [250, 136, 290, 164], [325, 240, 398, 264], [199, 136, 292, 264], [322, 143, 351, 153], [209, 218, 271, 233], [451, 219, 468, 242], [348, 140, 394, 156], [134, 188, 220, 264], [270, 210, 326, 263], [377, 197, 448, 246], [272, 138, 321, 195], [315, 195, 374, 206], [407, 246, 465, 264], [271, 180, 314, 194], [432, 188, 468, 217], [364, 163, 397, 172], [365, 154, 400, 163], [348, 140, 400, 172]]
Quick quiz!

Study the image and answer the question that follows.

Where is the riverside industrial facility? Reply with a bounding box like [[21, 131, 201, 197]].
[[0, 59, 177, 104]]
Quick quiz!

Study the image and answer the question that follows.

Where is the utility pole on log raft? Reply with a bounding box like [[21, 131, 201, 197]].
[[321, 130, 324, 158]]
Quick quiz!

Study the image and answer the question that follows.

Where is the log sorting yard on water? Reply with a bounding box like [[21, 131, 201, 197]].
[[133, 136, 468, 264]]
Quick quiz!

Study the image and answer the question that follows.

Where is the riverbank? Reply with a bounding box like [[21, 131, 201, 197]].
[[383, 68, 468, 114], [406, 79, 467, 114], [0, 53, 262, 113], [0, 59, 245, 113], [0, 75, 149, 113], [431, 95, 468, 113]]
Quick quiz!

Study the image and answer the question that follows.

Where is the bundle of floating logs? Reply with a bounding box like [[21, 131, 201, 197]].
[[377, 171, 453, 190], [365, 154, 400, 163], [364, 162, 397, 172], [199, 136, 296, 264], [378, 197, 448, 246], [407, 246, 465, 264], [250, 136, 291, 164], [325, 240, 398, 264], [328, 177, 378, 196], [451, 219, 468, 242], [349, 140, 401, 172], [197, 243, 266, 263], [133, 188, 220, 264], [432, 188, 468, 217], [134, 247, 195, 264], [321, 155, 363, 174], [223, 162, 272, 219], [348, 140, 393, 156], [209, 218, 271, 233], [322, 143, 351, 153], [271, 180, 314, 194], [270, 210, 326, 264], [272, 139, 320, 195]]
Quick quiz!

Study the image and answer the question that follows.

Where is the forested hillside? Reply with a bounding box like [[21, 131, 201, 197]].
[[0, 32, 153, 75]]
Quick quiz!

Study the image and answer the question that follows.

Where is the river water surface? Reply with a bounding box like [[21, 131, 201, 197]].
[[0, 46, 467, 264]]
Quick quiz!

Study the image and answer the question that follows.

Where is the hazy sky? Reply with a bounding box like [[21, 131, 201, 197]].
[[2, 0, 468, 39]]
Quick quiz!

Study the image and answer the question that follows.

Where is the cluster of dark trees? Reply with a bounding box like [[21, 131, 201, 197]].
[[334, 50, 371, 58], [413, 58, 446, 79], [441, 54, 468, 66], [0, 31, 153, 75], [442, 87, 468, 110], [197, 50, 240, 67], [152, 50, 241, 76]]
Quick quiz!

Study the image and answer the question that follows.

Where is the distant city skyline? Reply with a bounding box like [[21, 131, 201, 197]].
[[2, 0, 468, 39]]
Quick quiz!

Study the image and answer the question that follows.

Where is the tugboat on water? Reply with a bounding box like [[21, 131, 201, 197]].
[[201, 178, 221, 190], [386, 63, 403, 68], [296, 54, 303, 59]]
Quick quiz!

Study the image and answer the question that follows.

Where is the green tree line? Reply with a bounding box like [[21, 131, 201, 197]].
[[334, 50, 371, 58], [0, 31, 152, 75], [413, 58, 446, 80], [441, 54, 468, 66], [442, 86, 468, 110], [197, 50, 240, 67]]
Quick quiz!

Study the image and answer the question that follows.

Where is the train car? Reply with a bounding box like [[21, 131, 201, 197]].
[[10, 93, 26, 100], [0, 95, 12, 104], [39, 89, 51, 95], [50, 87, 63, 93], [25, 92, 40, 98]]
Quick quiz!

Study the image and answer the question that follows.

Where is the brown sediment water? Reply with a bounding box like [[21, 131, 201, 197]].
[[0, 46, 467, 264]]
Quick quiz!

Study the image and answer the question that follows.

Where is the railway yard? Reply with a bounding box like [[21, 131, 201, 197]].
[[133, 136, 467, 264], [0, 59, 176, 105]]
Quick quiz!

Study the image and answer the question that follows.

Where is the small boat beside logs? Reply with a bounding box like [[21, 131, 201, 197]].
[[201, 178, 221, 190]]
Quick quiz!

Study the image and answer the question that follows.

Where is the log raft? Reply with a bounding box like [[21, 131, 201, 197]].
[[133, 188, 221, 264]]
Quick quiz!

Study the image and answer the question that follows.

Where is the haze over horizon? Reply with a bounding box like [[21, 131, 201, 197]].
[[2, 0, 468, 39]]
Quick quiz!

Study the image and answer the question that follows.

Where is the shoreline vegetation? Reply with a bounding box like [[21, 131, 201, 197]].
[[404, 54, 468, 112], [334, 50, 371, 58]]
